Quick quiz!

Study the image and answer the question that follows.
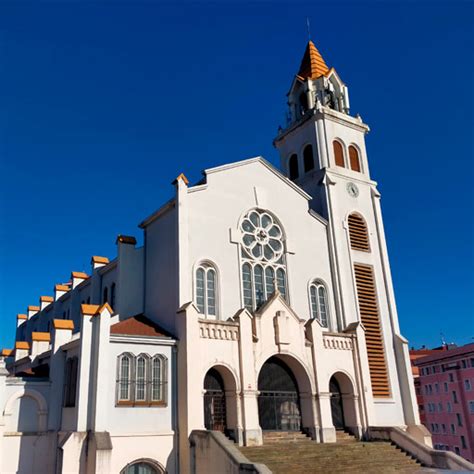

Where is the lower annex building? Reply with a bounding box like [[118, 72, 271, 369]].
[[1, 40, 434, 473]]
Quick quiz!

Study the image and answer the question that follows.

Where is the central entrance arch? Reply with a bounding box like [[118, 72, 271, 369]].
[[258, 356, 301, 431]]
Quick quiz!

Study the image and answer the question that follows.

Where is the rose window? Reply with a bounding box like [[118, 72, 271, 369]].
[[241, 210, 284, 262]]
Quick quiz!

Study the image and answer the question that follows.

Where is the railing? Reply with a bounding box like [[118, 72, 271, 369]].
[[322, 333, 354, 351], [199, 320, 239, 341]]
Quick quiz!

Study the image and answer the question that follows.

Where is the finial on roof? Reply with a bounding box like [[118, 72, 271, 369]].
[[297, 40, 329, 80]]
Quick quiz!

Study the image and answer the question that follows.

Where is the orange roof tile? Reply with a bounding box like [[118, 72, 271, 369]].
[[110, 314, 174, 338], [15, 341, 30, 350], [116, 235, 137, 245], [297, 40, 329, 80], [28, 305, 40, 312], [72, 271, 89, 279], [40, 296, 54, 303], [1, 349, 13, 356], [81, 304, 100, 316], [55, 284, 70, 292], [91, 255, 110, 264], [53, 319, 74, 330], [32, 332, 51, 342], [17, 314, 27, 320]]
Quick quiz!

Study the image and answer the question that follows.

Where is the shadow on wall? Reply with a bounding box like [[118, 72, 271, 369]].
[[3, 379, 54, 474]]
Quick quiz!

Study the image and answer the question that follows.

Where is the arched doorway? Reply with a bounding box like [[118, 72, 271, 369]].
[[203, 368, 227, 432], [258, 356, 301, 431], [330, 376, 345, 430]]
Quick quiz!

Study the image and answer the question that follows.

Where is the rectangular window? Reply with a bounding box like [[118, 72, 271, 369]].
[[471, 358, 474, 368], [456, 413, 463, 427], [465, 379, 471, 391], [451, 424, 456, 435], [454, 447, 460, 455], [469, 401, 474, 413], [453, 391, 458, 403], [438, 402, 443, 412], [462, 360, 467, 369], [461, 436, 467, 449], [447, 401, 452, 413], [444, 382, 448, 393], [64, 357, 78, 407], [442, 423, 446, 434], [449, 373, 454, 382], [435, 383, 439, 393]]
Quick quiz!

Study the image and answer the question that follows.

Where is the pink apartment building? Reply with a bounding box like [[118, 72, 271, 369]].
[[415, 343, 474, 462]]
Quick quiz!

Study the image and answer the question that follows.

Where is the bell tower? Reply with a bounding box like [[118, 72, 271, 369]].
[[274, 41, 421, 427]]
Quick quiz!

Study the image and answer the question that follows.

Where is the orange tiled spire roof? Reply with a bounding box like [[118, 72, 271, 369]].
[[297, 40, 329, 80]]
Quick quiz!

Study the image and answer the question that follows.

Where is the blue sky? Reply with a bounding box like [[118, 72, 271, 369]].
[[0, 2, 472, 349]]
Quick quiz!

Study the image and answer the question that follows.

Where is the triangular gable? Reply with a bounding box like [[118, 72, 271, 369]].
[[254, 291, 304, 325]]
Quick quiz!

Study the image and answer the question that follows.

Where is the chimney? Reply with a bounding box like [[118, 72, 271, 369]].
[[40, 296, 54, 310], [15, 341, 30, 361], [91, 255, 109, 271], [31, 332, 51, 357], [116, 235, 137, 246], [28, 305, 40, 319], [55, 284, 70, 300], [17, 314, 27, 328], [71, 271, 89, 289]]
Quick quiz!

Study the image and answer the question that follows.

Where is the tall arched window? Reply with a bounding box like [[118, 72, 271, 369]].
[[135, 355, 149, 402], [64, 357, 78, 407], [349, 145, 361, 172], [110, 283, 116, 309], [195, 263, 218, 318], [303, 144, 315, 173], [333, 140, 345, 167], [348, 213, 370, 251], [102, 286, 108, 305], [288, 154, 299, 180], [240, 209, 287, 311], [118, 353, 132, 402], [151, 355, 167, 403], [309, 281, 329, 327]]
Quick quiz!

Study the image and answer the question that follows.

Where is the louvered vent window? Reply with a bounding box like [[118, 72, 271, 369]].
[[348, 213, 370, 252], [354, 264, 390, 398]]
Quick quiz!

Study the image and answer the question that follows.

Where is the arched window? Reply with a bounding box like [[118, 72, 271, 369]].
[[118, 353, 132, 402], [309, 281, 329, 327], [303, 144, 315, 173], [121, 460, 163, 474], [333, 140, 345, 167], [102, 286, 108, 305], [349, 145, 361, 172], [110, 283, 116, 310], [348, 213, 370, 252], [240, 209, 287, 311], [288, 154, 299, 180], [135, 355, 149, 402], [195, 263, 218, 318], [151, 355, 167, 403], [299, 92, 308, 115]]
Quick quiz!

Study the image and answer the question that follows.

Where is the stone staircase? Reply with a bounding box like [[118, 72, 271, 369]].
[[238, 430, 430, 473]]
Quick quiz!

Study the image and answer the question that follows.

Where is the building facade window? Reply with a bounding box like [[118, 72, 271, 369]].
[[116, 353, 168, 406], [110, 283, 116, 310], [348, 213, 370, 252], [309, 280, 329, 327], [461, 436, 467, 449], [453, 391, 458, 403], [288, 154, 299, 180], [456, 413, 463, 427], [303, 144, 315, 173], [469, 401, 474, 413], [240, 209, 287, 311], [333, 140, 345, 167], [64, 357, 78, 407], [444, 382, 449, 393], [348, 145, 361, 172], [195, 263, 218, 318], [103, 286, 108, 304], [465, 379, 471, 391]]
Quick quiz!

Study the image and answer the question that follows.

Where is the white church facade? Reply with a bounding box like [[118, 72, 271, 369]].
[[0, 41, 433, 473]]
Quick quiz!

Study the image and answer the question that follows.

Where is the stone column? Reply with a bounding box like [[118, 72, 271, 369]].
[[236, 309, 262, 446]]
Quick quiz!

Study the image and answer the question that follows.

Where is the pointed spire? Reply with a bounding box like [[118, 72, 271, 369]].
[[297, 40, 329, 80]]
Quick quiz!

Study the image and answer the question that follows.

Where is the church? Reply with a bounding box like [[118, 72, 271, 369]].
[[2, 39, 466, 474]]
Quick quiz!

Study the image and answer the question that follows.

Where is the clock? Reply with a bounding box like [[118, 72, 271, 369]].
[[346, 182, 359, 198]]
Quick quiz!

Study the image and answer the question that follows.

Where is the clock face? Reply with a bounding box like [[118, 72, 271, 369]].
[[346, 182, 359, 198]]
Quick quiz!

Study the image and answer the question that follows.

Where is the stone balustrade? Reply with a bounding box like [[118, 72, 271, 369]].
[[322, 333, 354, 351], [199, 320, 240, 341]]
